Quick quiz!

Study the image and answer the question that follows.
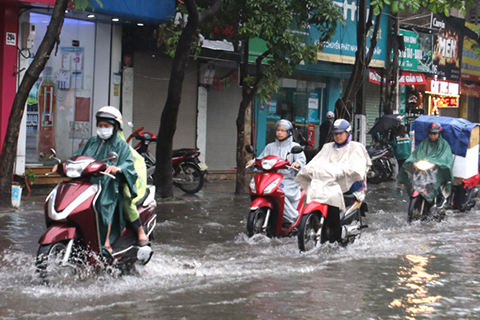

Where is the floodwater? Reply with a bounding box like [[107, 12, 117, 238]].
[[1, 180, 480, 319]]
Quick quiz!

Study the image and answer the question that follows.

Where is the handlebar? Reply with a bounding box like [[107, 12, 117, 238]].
[[100, 171, 116, 179], [126, 127, 144, 143]]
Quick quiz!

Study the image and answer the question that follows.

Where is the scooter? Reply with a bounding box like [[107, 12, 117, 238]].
[[35, 150, 157, 279], [245, 145, 324, 238], [366, 145, 395, 184], [296, 193, 368, 252], [406, 160, 445, 222], [127, 123, 207, 194]]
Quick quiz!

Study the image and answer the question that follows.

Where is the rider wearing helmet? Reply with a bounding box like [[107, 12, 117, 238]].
[[319, 111, 335, 150], [247, 119, 306, 224], [295, 119, 371, 243], [71, 106, 138, 254], [397, 121, 453, 206]]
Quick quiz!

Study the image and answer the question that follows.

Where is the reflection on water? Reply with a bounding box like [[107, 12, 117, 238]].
[[389, 254, 442, 318]]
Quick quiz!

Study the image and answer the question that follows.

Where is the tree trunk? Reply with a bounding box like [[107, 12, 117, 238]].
[[0, 0, 68, 207], [334, 0, 381, 121], [155, 0, 221, 198]]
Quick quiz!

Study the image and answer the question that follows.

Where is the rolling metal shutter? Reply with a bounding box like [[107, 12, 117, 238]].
[[132, 52, 198, 154]]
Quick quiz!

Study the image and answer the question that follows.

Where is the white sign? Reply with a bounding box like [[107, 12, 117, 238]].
[[6, 32, 16, 46]]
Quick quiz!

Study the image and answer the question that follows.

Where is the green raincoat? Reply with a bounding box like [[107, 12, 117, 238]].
[[397, 136, 453, 201], [74, 134, 138, 248]]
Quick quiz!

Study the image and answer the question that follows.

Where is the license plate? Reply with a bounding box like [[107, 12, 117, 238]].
[[198, 162, 208, 171]]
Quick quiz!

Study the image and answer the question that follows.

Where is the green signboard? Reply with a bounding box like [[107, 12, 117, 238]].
[[398, 29, 433, 72]]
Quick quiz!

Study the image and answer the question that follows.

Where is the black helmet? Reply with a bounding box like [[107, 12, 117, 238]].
[[428, 122, 442, 133], [331, 119, 351, 133]]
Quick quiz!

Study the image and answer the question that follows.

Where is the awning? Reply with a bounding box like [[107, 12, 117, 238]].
[[369, 69, 426, 85], [461, 81, 480, 98]]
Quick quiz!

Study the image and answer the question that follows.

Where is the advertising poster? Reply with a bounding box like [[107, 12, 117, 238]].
[[431, 15, 464, 81], [461, 22, 480, 82], [398, 29, 433, 72]]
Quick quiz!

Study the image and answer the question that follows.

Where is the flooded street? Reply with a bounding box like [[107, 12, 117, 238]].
[[2, 180, 480, 319]]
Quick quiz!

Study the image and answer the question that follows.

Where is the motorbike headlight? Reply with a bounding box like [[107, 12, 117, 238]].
[[249, 177, 256, 193], [261, 158, 277, 170], [414, 160, 435, 171], [264, 178, 281, 195]]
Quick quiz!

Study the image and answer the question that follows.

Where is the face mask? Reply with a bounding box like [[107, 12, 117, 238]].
[[97, 127, 114, 140]]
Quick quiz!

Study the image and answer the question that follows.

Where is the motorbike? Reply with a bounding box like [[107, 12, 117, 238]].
[[127, 123, 207, 194], [245, 145, 323, 238], [366, 144, 395, 184], [447, 174, 479, 212], [406, 160, 445, 222], [297, 193, 368, 252], [35, 150, 157, 279]]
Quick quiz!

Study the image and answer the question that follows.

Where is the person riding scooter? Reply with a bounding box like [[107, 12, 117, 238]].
[[397, 122, 453, 207], [52, 107, 138, 254], [97, 106, 149, 247], [247, 119, 306, 225], [295, 119, 371, 243]]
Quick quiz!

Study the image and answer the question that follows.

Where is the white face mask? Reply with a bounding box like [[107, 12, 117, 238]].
[[97, 127, 114, 140]]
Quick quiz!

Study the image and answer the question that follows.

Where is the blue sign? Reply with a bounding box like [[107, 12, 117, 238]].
[[310, 0, 388, 68], [87, 0, 175, 24]]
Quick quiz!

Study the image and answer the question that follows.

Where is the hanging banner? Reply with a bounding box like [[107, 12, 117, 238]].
[[398, 29, 433, 72], [307, 92, 320, 124]]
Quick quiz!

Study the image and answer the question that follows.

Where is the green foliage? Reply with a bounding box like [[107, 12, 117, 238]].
[[23, 170, 37, 186], [72, 0, 103, 11]]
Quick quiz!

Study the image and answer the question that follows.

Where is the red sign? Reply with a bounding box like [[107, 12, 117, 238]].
[[368, 69, 426, 85], [307, 123, 315, 148], [426, 78, 460, 95], [461, 81, 480, 98]]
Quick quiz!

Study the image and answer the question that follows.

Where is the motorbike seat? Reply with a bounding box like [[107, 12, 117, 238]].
[[343, 193, 356, 208], [136, 188, 151, 207], [172, 148, 196, 157], [367, 147, 385, 157]]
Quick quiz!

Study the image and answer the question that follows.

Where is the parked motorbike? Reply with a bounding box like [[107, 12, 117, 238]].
[[366, 145, 395, 184], [36, 150, 157, 279], [297, 193, 368, 252], [127, 123, 207, 194], [447, 174, 479, 212], [406, 160, 445, 223], [245, 145, 324, 238]]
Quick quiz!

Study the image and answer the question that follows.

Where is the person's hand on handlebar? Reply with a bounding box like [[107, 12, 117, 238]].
[[105, 165, 122, 175], [290, 162, 300, 169]]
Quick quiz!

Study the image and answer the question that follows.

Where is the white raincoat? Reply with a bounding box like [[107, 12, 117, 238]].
[[258, 136, 306, 223], [295, 137, 371, 210]]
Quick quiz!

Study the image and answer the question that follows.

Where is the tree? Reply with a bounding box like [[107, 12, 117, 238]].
[[0, 0, 99, 207], [334, 0, 476, 121], [227, 0, 344, 194], [153, 0, 222, 198]]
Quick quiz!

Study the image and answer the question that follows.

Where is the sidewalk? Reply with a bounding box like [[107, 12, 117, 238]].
[[21, 179, 245, 207]]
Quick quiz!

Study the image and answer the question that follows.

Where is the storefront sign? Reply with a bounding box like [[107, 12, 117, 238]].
[[307, 92, 320, 124], [398, 29, 433, 72], [312, 0, 388, 68], [368, 69, 426, 85], [86, 0, 174, 23], [461, 81, 480, 98], [249, 0, 388, 67], [461, 23, 480, 82], [426, 78, 459, 96], [430, 15, 464, 81]]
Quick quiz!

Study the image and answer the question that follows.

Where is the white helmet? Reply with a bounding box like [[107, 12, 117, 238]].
[[96, 106, 123, 130], [326, 111, 335, 119]]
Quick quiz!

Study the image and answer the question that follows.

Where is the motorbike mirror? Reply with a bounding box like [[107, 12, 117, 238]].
[[245, 145, 255, 154], [105, 152, 118, 163], [49, 148, 57, 158], [127, 121, 134, 128], [291, 146, 304, 154]]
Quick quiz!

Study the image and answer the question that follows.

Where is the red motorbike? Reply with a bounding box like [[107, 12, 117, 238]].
[[245, 145, 325, 238], [36, 150, 157, 279], [127, 123, 207, 194]]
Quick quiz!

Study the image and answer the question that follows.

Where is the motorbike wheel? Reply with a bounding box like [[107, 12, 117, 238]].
[[35, 242, 76, 280], [297, 213, 321, 252], [367, 163, 384, 184], [174, 162, 205, 194], [408, 196, 425, 223], [246, 208, 275, 237]]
